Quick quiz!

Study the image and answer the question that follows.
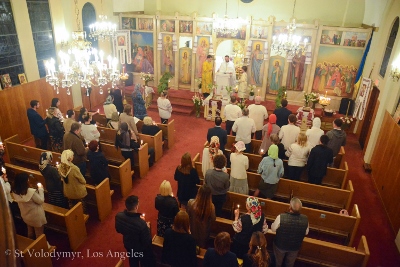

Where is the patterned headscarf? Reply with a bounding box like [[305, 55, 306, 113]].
[[209, 136, 220, 162], [246, 196, 262, 225], [39, 152, 53, 171]]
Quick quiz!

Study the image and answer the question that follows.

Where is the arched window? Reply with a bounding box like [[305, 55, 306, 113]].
[[379, 17, 399, 77], [82, 2, 98, 50]]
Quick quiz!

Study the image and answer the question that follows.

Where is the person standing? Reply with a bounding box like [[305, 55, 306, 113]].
[[271, 198, 309, 267], [207, 116, 227, 151], [46, 107, 64, 153], [119, 105, 140, 142], [273, 99, 292, 128], [111, 88, 124, 114], [285, 133, 310, 181], [87, 140, 109, 185], [132, 84, 148, 121], [224, 95, 242, 135], [103, 95, 118, 123], [229, 141, 249, 194], [203, 232, 239, 267], [237, 66, 248, 99], [307, 135, 333, 185], [27, 100, 49, 150], [279, 114, 300, 152], [242, 231, 271, 267], [202, 55, 214, 99], [326, 118, 347, 158], [63, 109, 76, 133], [202, 136, 223, 176], [232, 108, 256, 153], [115, 195, 156, 267], [50, 98, 63, 121], [305, 117, 324, 148], [259, 114, 280, 155], [81, 112, 101, 144], [157, 91, 172, 124], [174, 152, 200, 208], [248, 96, 268, 140], [155, 180, 179, 237], [63, 122, 88, 176], [205, 154, 230, 217]]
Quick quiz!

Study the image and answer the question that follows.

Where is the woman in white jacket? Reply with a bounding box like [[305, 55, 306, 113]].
[[306, 117, 324, 148], [229, 141, 249, 194], [237, 66, 248, 99], [12, 172, 47, 240], [285, 133, 310, 181]]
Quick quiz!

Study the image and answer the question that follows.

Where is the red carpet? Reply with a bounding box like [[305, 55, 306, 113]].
[[11, 98, 400, 266]]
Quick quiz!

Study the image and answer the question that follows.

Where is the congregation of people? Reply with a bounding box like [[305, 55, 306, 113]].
[[1, 83, 348, 267]]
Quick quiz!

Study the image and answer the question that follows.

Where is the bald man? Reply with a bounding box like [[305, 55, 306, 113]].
[[248, 96, 268, 140]]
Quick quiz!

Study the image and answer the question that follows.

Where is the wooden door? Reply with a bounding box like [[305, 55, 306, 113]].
[[359, 86, 380, 149]]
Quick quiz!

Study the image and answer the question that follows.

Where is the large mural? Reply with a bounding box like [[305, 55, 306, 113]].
[[131, 32, 154, 74]]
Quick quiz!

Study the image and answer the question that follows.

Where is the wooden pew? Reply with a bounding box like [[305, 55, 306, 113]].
[[211, 218, 369, 267], [98, 126, 164, 162], [334, 146, 346, 169], [41, 201, 87, 251], [92, 113, 108, 126], [6, 163, 113, 222], [16, 234, 54, 267], [152, 235, 206, 266], [157, 119, 175, 149], [100, 142, 149, 178], [225, 135, 262, 154], [4, 134, 134, 196], [222, 191, 361, 246]]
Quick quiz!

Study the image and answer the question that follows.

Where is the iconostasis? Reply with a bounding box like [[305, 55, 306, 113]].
[[116, 13, 371, 107]]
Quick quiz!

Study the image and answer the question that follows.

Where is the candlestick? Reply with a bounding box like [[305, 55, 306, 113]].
[[37, 183, 42, 188], [1, 167, 6, 174], [325, 91, 327, 97]]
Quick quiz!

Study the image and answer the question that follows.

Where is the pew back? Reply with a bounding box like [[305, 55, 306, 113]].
[[157, 119, 175, 149], [16, 234, 53, 267]]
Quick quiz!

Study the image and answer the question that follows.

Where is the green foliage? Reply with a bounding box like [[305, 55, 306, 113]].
[[157, 72, 174, 94], [275, 86, 287, 108]]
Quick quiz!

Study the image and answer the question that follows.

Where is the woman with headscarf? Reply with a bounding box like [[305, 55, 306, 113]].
[[259, 114, 280, 155], [46, 107, 65, 153], [255, 145, 284, 199], [111, 88, 124, 114], [306, 117, 324, 148], [132, 84, 148, 120], [116, 122, 138, 163], [107, 112, 119, 129], [58, 149, 88, 213], [50, 97, 63, 121], [229, 141, 249, 194], [39, 152, 67, 208], [103, 95, 118, 123], [202, 136, 223, 176], [232, 196, 268, 259]]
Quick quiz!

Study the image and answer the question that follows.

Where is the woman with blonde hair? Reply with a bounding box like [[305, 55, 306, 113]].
[[162, 211, 197, 267], [174, 152, 200, 207], [142, 116, 161, 136], [230, 141, 249, 194], [202, 136, 223, 176], [107, 111, 119, 129], [187, 184, 216, 248], [155, 180, 179, 237], [58, 149, 88, 212], [243, 231, 271, 267], [286, 133, 310, 181]]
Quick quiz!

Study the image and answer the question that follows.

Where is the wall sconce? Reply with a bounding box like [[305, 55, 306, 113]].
[[390, 60, 400, 81]]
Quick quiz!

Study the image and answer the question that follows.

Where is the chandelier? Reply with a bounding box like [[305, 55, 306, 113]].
[[213, 0, 246, 36], [45, 0, 119, 95], [89, 0, 117, 41], [271, 0, 308, 56]]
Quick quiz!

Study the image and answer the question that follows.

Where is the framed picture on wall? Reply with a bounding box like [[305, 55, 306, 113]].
[[0, 74, 12, 88], [18, 73, 27, 84]]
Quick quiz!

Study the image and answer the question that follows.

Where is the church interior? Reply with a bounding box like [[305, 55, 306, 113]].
[[1, 0, 400, 266]]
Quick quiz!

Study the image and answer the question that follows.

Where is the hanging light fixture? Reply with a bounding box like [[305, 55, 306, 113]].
[[89, 0, 117, 41], [213, 0, 246, 37], [271, 0, 308, 56], [45, 0, 119, 95]]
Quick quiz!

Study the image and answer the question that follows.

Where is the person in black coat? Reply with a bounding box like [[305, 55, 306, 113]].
[[307, 135, 334, 185], [155, 180, 179, 237], [207, 116, 227, 151], [87, 140, 109, 185], [46, 107, 65, 153], [111, 88, 124, 113], [273, 99, 292, 128], [27, 100, 49, 149], [174, 152, 200, 207], [142, 116, 162, 136], [115, 195, 156, 267], [203, 232, 238, 267]]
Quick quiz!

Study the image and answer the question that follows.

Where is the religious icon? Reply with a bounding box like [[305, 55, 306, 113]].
[[130, 32, 154, 73], [0, 74, 12, 88], [179, 21, 193, 33], [160, 20, 175, 32], [267, 57, 284, 95], [118, 36, 126, 46], [196, 22, 212, 35], [286, 53, 307, 91], [122, 17, 136, 29], [250, 42, 264, 86], [18, 73, 27, 84], [162, 35, 174, 74], [196, 37, 210, 78], [180, 49, 192, 84]]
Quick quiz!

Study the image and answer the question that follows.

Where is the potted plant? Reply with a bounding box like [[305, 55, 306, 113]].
[[157, 72, 174, 94], [275, 86, 287, 108], [340, 115, 354, 132], [237, 98, 247, 110], [140, 72, 155, 87], [192, 94, 203, 117], [248, 84, 256, 100]]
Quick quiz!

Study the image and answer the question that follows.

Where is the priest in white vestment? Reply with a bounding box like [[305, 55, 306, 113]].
[[216, 55, 236, 90]]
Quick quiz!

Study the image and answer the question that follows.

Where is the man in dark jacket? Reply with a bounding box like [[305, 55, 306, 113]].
[[207, 116, 227, 151], [63, 122, 87, 175], [271, 197, 309, 267], [326, 118, 347, 158], [27, 100, 49, 149], [273, 99, 292, 128], [115, 195, 155, 267], [307, 135, 333, 185]]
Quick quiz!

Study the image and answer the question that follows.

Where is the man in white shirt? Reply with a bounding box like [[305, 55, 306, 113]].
[[271, 197, 309, 267], [224, 95, 242, 135], [217, 55, 236, 87], [248, 96, 268, 140], [279, 114, 300, 152], [232, 108, 256, 153]]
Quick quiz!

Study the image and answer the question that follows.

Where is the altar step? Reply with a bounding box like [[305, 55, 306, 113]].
[[147, 89, 195, 116]]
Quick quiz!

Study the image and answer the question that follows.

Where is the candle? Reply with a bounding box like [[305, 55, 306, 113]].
[[141, 140, 144, 145], [123, 65, 125, 73], [346, 102, 350, 116], [260, 149, 264, 153], [237, 204, 240, 209], [142, 213, 145, 217], [97, 109, 99, 113], [257, 89, 260, 96], [1, 167, 6, 174], [171, 193, 174, 197], [37, 182, 42, 188]]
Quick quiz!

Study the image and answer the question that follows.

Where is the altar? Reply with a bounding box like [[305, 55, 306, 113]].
[[215, 73, 235, 97], [296, 107, 315, 129], [203, 96, 230, 121]]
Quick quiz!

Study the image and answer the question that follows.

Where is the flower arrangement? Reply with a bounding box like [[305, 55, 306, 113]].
[[237, 98, 247, 110], [304, 92, 319, 107], [195, 78, 202, 91], [340, 116, 354, 125], [192, 94, 203, 117], [140, 72, 154, 86], [248, 84, 256, 96]]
